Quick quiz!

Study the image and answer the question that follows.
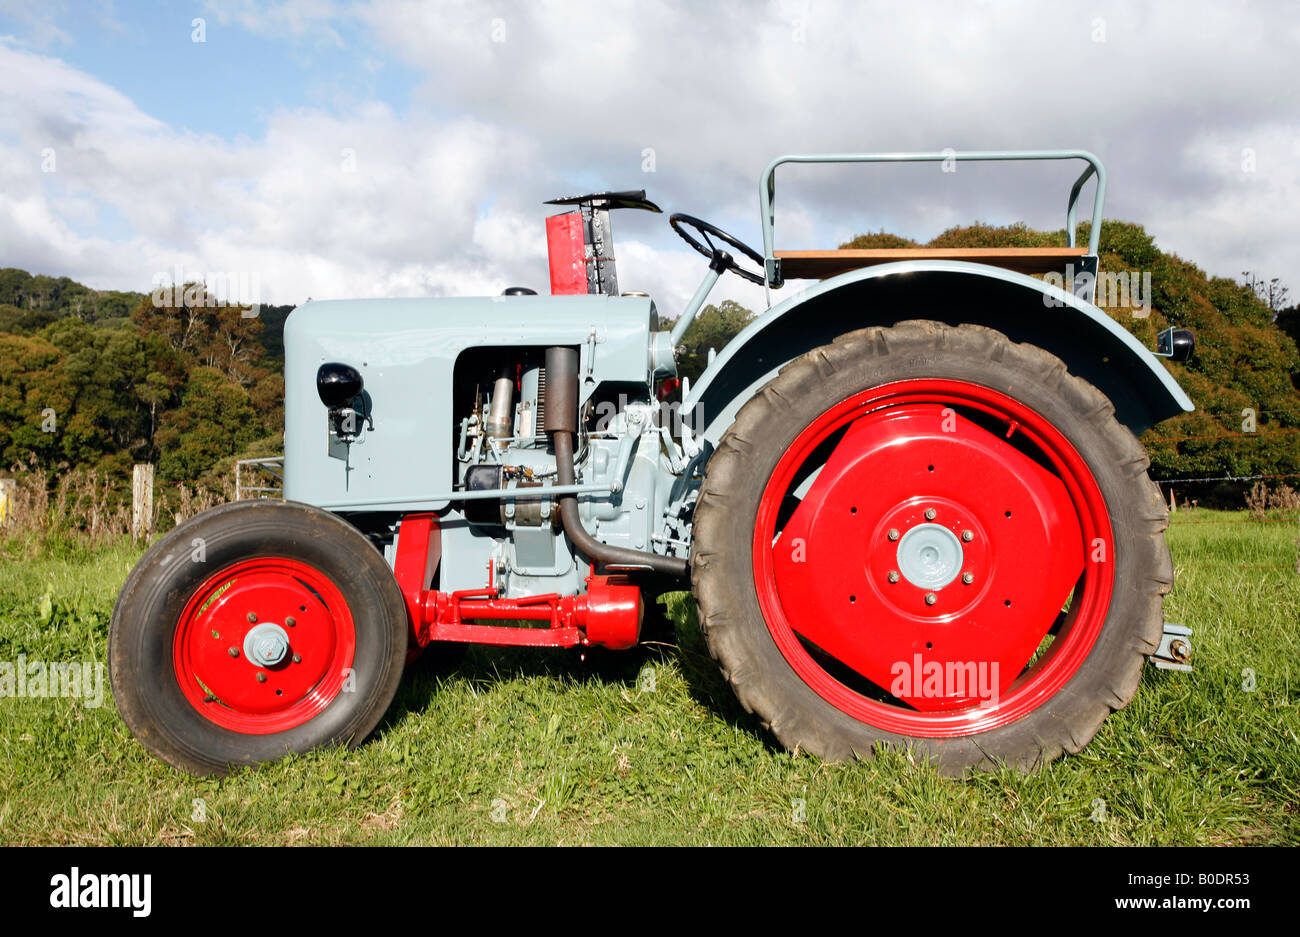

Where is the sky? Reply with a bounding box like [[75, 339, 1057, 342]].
[[0, 0, 1297, 317]]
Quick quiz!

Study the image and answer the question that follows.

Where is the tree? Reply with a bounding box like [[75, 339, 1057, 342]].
[[1241, 272, 1290, 314], [0, 332, 67, 470], [155, 367, 261, 482], [664, 300, 756, 384], [131, 284, 268, 387], [1276, 304, 1300, 352]]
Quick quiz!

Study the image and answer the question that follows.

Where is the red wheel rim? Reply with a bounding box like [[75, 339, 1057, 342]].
[[172, 558, 357, 734], [752, 379, 1114, 737]]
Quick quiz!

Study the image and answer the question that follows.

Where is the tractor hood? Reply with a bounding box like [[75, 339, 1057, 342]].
[[282, 294, 657, 513]]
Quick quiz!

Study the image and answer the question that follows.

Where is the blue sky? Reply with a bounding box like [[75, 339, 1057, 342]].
[[14, 4, 417, 137], [1, 1, 1297, 312]]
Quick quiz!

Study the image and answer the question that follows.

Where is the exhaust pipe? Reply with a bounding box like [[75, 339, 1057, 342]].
[[485, 367, 515, 439], [545, 346, 688, 578]]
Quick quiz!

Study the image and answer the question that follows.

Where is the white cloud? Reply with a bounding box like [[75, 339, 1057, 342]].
[[1, 1, 1298, 314]]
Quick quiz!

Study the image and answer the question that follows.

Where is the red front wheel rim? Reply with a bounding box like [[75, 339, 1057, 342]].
[[173, 558, 357, 734], [752, 378, 1114, 737]]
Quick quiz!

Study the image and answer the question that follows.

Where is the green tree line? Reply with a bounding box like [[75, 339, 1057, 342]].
[[0, 268, 292, 485], [4, 215, 1299, 497]]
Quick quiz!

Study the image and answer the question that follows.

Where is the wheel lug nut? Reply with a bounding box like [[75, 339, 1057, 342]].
[[961, 530, 973, 542], [924, 593, 937, 606], [924, 508, 936, 520], [228, 647, 239, 657], [256, 672, 267, 683], [887, 570, 900, 583], [887, 528, 900, 541], [962, 572, 974, 585], [292, 653, 302, 664], [247, 612, 258, 623], [285, 616, 296, 627]]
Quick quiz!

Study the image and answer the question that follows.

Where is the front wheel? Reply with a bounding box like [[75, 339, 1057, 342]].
[[109, 500, 409, 775], [691, 322, 1173, 773]]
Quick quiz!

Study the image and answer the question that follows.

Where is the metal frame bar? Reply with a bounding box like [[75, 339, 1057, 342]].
[[312, 481, 612, 512], [759, 150, 1107, 290], [670, 265, 722, 347], [234, 455, 285, 501]]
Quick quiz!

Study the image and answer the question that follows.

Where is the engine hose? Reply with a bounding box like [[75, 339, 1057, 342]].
[[552, 424, 689, 578]]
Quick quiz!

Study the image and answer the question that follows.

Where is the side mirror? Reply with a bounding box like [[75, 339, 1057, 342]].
[[1155, 328, 1194, 362]]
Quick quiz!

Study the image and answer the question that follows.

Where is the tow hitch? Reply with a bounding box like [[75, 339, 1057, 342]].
[[1149, 622, 1193, 671]]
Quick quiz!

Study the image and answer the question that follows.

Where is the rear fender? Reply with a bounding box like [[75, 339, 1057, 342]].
[[686, 262, 1193, 445]]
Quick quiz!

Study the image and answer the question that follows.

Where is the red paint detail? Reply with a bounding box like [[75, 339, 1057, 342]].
[[546, 212, 588, 295], [753, 379, 1113, 736], [391, 518, 641, 649], [393, 513, 439, 645], [426, 622, 583, 647], [579, 576, 643, 650], [656, 377, 680, 401], [173, 558, 356, 734], [773, 403, 1081, 711]]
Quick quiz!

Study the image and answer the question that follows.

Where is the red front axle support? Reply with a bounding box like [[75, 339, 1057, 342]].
[[393, 514, 643, 650]]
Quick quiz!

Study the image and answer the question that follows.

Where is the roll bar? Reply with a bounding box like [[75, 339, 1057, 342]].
[[758, 150, 1107, 288]]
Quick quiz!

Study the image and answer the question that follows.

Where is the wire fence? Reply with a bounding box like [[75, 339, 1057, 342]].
[[1150, 455, 1300, 573]]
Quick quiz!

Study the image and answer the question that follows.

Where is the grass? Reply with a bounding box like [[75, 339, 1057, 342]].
[[1, 508, 1297, 845]]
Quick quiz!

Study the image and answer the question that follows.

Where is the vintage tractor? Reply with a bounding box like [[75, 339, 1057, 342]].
[[110, 151, 1196, 776]]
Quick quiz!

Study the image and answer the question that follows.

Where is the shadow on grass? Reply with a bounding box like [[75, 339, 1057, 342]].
[[371, 590, 780, 754]]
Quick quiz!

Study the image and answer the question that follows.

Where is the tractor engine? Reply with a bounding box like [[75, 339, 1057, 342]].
[[451, 344, 677, 605]]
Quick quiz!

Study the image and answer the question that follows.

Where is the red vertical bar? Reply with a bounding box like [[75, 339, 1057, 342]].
[[546, 212, 588, 295], [393, 513, 439, 643]]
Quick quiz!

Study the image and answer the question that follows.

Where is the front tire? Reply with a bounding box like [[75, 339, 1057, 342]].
[[109, 500, 408, 776], [691, 322, 1173, 774]]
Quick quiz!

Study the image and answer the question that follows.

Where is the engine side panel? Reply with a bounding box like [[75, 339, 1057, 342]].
[[283, 294, 655, 513]]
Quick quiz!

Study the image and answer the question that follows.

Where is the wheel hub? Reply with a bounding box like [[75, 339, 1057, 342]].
[[871, 497, 989, 618], [243, 622, 291, 668], [896, 522, 962, 589]]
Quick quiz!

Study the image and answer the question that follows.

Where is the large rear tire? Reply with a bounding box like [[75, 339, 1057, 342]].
[[109, 500, 408, 776], [691, 322, 1173, 774]]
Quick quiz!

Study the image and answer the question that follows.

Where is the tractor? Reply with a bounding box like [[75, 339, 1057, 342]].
[[110, 150, 1196, 776]]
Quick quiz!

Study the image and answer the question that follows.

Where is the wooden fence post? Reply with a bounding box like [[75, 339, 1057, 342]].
[[0, 477, 14, 527], [235, 459, 242, 502], [132, 463, 154, 541]]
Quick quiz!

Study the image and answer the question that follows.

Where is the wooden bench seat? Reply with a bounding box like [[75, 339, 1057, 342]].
[[775, 247, 1090, 279]]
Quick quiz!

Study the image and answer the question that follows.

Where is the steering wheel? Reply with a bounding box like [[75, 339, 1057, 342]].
[[669, 213, 767, 285]]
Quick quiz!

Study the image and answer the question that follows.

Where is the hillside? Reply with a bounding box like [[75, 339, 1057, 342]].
[[840, 221, 1300, 494], [0, 268, 293, 484]]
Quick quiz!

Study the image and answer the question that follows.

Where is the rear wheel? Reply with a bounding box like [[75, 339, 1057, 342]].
[[691, 322, 1172, 773], [110, 500, 408, 776]]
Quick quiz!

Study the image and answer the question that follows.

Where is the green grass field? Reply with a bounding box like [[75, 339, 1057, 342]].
[[1, 509, 1297, 846]]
